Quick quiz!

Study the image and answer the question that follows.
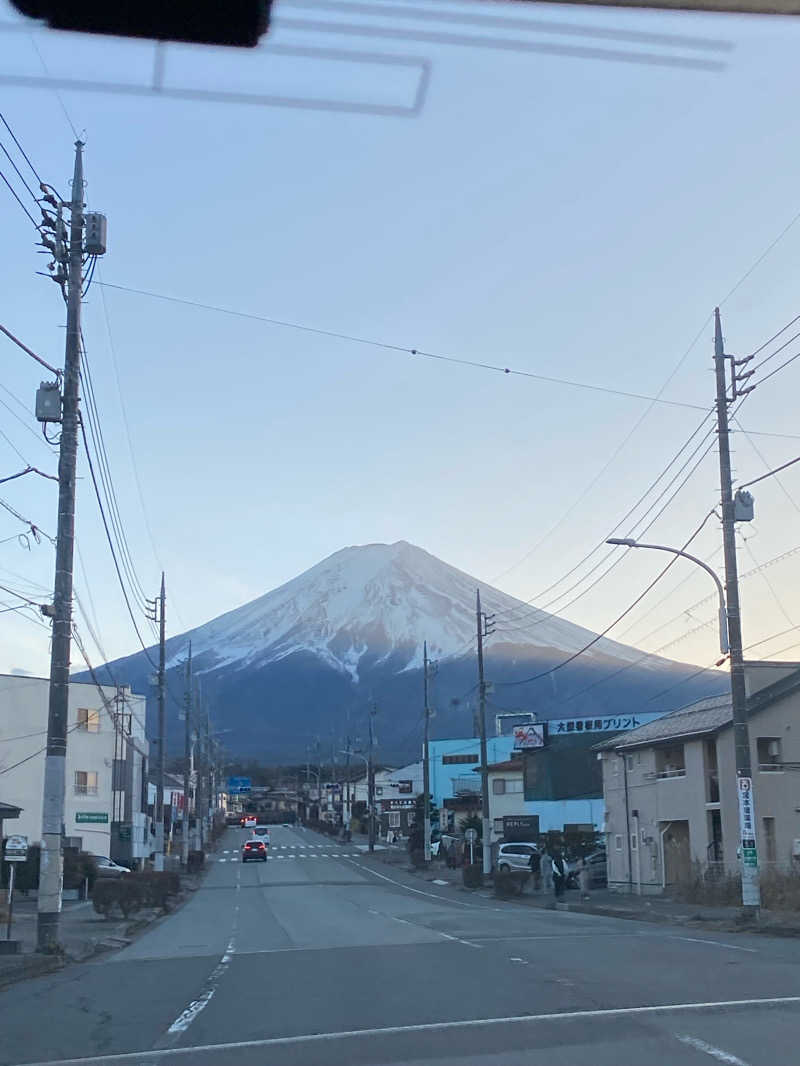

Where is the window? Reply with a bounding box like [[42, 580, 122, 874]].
[[388, 812, 401, 828], [757, 737, 782, 772], [77, 708, 100, 732], [74, 770, 98, 795], [493, 818, 504, 834], [655, 745, 686, 778], [492, 779, 506, 795], [630, 832, 638, 851], [506, 779, 523, 794], [442, 754, 479, 765], [614, 835, 623, 851], [763, 817, 777, 863]]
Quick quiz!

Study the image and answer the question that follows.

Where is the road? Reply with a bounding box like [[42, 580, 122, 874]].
[[0, 824, 798, 1066]]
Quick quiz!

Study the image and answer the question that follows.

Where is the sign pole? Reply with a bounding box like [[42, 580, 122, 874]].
[[6, 864, 15, 941]]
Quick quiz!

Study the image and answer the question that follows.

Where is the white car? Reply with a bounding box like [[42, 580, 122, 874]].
[[495, 842, 539, 873], [242, 816, 257, 829], [252, 825, 271, 843], [94, 856, 131, 878]]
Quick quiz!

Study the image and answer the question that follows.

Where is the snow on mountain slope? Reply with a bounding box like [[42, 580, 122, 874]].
[[169, 541, 650, 682]]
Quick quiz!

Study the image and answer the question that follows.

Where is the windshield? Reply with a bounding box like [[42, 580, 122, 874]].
[[1, 2, 799, 1064]]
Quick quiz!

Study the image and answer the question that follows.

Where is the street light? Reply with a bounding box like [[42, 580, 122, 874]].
[[341, 749, 375, 852], [607, 538, 729, 656]]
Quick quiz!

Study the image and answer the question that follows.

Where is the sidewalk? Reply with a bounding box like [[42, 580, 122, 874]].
[[356, 847, 800, 936]]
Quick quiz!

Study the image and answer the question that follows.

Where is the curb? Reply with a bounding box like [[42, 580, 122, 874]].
[[0, 953, 64, 991]]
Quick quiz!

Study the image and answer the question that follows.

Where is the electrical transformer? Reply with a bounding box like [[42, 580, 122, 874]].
[[35, 381, 62, 423], [84, 212, 108, 256]]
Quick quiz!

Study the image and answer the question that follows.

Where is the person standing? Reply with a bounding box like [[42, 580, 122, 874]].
[[552, 851, 568, 899], [539, 847, 553, 895], [578, 856, 591, 901]]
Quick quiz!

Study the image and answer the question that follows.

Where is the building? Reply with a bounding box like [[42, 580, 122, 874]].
[[0, 674, 149, 865], [597, 662, 800, 894], [430, 715, 663, 841]]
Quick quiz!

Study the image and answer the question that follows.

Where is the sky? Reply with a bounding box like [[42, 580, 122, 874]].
[[1, 0, 800, 685]]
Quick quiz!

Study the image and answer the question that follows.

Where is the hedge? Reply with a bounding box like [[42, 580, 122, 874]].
[[92, 871, 181, 917]]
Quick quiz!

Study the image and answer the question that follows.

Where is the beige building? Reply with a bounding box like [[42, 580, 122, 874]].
[[598, 662, 800, 894], [0, 673, 149, 864]]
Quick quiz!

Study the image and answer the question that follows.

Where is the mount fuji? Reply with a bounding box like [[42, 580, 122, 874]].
[[77, 541, 719, 762]]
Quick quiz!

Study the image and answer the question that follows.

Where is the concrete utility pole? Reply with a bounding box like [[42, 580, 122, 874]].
[[423, 640, 432, 863], [181, 642, 192, 867], [476, 589, 494, 877], [153, 573, 166, 871], [368, 703, 377, 853], [714, 307, 761, 913], [37, 142, 85, 953]]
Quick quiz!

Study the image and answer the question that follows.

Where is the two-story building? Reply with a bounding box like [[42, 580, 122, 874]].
[[598, 661, 800, 893], [0, 673, 149, 864]]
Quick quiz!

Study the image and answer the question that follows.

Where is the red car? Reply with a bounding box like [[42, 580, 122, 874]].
[[241, 839, 267, 863]]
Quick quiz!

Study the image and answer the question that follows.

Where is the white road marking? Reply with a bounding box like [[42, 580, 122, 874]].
[[676, 1034, 750, 1064], [676, 937, 758, 954], [159, 867, 241, 1043], [432, 879, 449, 886], [345, 860, 482, 908], [25, 996, 800, 1064], [509, 957, 528, 964], [218, 858, 227, 863]]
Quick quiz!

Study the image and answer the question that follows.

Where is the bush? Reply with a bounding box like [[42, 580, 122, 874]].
[[63, 850, 97, 893], [493, 870, 528, 898], [137, 870, 180, 911], [462, 863, 483, 889], [187, 850, 205, 873]]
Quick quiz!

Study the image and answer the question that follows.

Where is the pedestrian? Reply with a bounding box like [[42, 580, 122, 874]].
[[552, 851, 568, 899], [578, 856, 591, 901], [529, 848, 541, 892], [539, 848, 553, 895]]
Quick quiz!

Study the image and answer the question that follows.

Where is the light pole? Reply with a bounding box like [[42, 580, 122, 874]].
[[341, 750, 374, 852], [607, 538, 729, 656]]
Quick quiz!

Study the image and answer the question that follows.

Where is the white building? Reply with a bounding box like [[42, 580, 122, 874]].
[[0, 673, 149, 864]]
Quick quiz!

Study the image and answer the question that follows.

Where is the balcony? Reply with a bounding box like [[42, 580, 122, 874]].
[[656, 768, 686, 780]]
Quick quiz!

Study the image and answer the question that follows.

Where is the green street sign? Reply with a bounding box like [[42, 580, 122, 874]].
[[76, 812, 109, 824], [742, 847, 758, 866]]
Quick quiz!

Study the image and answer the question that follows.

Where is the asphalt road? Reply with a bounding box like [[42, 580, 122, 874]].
[[1, 825, 799, 1066]]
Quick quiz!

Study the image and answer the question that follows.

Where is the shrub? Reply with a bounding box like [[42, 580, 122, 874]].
[[63, 850, 97, 892], [462, 863, 483, 889], [137, 871, 180, 911], [92, 879, 119, 917], [187, 850, 205, 874], [493, 870, 528, 899]]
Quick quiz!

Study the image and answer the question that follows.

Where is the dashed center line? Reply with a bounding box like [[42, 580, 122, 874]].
[[676, 1034, 750, 1064]]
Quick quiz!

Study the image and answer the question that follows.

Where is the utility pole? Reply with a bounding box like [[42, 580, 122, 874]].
[[423, 640, 432, 863], [148, 573, 167, 871], [181, 642, 192, 867], [476, 589, 494, 877], [37, 142, 86, 953], [714, 308, 760, 914], [368, 703, 377, 853]]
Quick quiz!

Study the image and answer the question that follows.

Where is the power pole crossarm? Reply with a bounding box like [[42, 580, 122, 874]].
[[714, 308, 760, 914], [37, 142, 85, 954]]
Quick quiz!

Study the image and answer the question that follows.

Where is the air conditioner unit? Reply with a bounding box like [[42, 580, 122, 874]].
[[768, 740, 781, 757]]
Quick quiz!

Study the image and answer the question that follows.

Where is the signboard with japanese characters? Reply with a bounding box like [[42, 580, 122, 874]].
[[380, 798, 415, 811], [737, 775, 760, 907], [547, 712, 662, 736], [513, 724, 546, 750], [3, 834, 28, 862]]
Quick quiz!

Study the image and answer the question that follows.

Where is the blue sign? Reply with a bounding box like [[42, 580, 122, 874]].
[[228, 776, 251, 795]]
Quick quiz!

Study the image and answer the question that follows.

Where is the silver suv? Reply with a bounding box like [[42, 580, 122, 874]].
[[496, 842, 539, 872]]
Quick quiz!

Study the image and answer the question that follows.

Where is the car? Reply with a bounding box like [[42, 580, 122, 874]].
[[251, 825, 271, 842], [567, 849, 607, 888], [282, 823, 290, 828], [495, 842, 539, 873], [241, 815, 257, 829], [241, 839, 267, 862], [94, 856, 131, 878]]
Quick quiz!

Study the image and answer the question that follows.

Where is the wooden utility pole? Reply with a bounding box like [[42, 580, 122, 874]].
[[714, 308, 760, 913], [368, 703, 377, 853], [181, 642, 192, 867], [37, 141, 85, 953], [423, 641, 432, 863], [476, 589, 493, 877]]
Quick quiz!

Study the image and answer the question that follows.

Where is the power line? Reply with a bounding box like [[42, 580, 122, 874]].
[[0, 110, 45, 186], [0, 323, 62, 378], [738, 454, 800, 491], [0, 165, 41, 229], [494, 512, 714, 689], [0, 137, 39, 204], [96, 281, 707, 412]]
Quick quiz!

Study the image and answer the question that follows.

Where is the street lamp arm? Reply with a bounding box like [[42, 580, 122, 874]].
[[606, 538, 729, 655]]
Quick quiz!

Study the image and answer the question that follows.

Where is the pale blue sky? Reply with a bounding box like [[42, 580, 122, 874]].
[[1, 0, 800, 681]]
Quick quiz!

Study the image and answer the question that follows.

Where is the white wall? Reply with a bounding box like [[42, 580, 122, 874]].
[[0, 674, 147, 859]]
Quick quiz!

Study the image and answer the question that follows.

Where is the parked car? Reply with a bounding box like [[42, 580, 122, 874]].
[[495, 842, 539, 873], [241, 839, 267, 863], [567, 849, 607, 888], [94, 856, 131, 878]]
